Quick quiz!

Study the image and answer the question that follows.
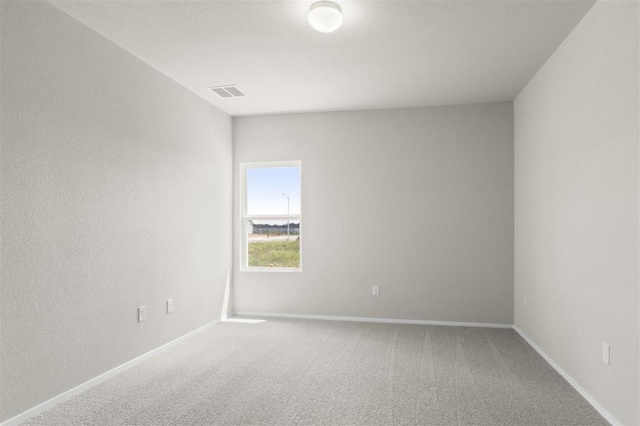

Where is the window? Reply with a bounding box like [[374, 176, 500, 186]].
[[240, 161, 301, 271]]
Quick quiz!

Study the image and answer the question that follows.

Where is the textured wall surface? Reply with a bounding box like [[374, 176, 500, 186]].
[[0, 1, 232, 421], [514, 0, 639, 424], [234, 103, 514, 325]]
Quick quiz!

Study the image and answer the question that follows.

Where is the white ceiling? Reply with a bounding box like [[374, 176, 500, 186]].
[[49, 0, 596, 117]]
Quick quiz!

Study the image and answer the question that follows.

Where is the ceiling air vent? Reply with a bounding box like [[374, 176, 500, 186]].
[[207, 85, 247, 99]]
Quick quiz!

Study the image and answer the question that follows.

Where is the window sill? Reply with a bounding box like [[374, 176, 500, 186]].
[[240, 267, 302, 273]]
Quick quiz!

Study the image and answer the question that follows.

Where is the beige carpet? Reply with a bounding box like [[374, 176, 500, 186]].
[[25, 318, 607, 425]]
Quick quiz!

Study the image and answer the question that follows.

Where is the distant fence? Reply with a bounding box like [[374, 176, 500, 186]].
[[250, 223, 300, 235]]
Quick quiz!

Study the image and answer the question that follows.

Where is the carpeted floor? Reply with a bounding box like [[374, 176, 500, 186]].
[[25, 317, 607, 425]]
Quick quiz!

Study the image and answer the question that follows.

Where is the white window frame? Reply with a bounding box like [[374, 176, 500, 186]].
[[240, 161, 302, 272]]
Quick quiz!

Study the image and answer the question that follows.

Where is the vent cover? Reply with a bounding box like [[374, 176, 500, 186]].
[[207, 85, 247, 98]]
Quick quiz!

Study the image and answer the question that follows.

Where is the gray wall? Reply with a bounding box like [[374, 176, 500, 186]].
[[233, 103, 514, 325], [0, 1, 232, 422], [514, 0, 639, 424]]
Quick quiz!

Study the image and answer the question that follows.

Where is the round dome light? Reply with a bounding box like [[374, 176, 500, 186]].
[[308, 1, 343, 33]]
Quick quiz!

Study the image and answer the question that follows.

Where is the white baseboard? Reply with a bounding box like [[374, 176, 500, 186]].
[[0, 320, 220, 426], [233, 311, 513, 329], [512, 326, 621, 426]]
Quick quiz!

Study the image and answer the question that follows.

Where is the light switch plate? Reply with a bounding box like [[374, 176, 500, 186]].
[[602, 342, 610, 365]]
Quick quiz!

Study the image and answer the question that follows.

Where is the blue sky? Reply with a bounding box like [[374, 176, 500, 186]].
[[247, 166, 301, 215]]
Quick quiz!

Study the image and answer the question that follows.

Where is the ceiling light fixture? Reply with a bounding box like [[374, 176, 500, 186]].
[[308, 1, 343, 33]]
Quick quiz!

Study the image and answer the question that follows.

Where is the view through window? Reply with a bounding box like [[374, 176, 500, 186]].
[[242, 162, 301, 270]]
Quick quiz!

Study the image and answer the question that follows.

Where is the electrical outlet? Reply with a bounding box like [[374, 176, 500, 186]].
[[602, 342, 610, 365], [138, 306, 146, 322], [372, 285, 380, 296], [524, 296, 527, 308], [167, 299, 174, 313]]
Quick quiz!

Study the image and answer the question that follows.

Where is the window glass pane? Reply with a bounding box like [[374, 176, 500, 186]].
[[247, 219, 300, 268], [246, 166, 300, 216]]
